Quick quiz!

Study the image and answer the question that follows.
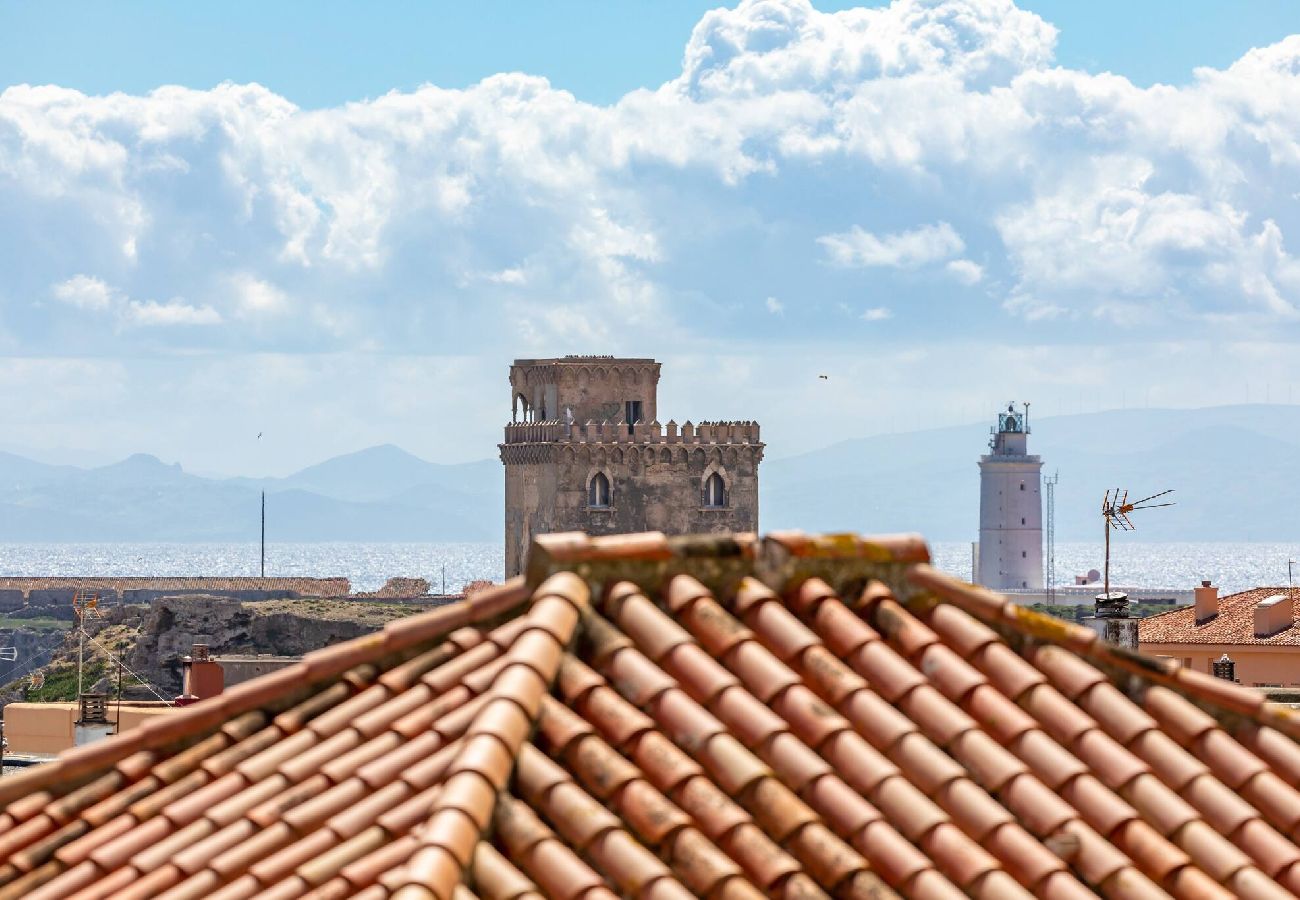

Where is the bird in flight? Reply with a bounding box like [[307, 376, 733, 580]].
[[257, 432, 263, 439], [818, 374, 828, 380]]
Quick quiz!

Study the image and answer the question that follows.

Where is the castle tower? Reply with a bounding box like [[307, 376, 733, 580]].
[[499, 356, 763, 577], [977, 402, 1043, 591]]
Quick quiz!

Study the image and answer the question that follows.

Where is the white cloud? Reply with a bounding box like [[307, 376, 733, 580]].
[[819, 222, 965, 269], [861, 306, 892, 321], [52, 275, 117, 310], [997, 155, 1300, 321], [229, 274, 290, 318], [11, 0, 1300, 467], [485, 268, 527, 286], [946, 259, 984, 285], [49, 275, 220, 326], [125, 300, 222, 326]]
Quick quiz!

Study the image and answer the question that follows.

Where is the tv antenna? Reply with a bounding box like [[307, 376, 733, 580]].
[[1099, 488, 1174, 612]]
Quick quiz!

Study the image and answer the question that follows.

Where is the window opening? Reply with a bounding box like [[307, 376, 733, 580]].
[[589, 472, 611, 508], [703, 472, 726, 508], [625, 400, 643, 435]]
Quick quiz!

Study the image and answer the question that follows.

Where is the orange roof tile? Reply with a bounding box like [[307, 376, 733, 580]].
[[5, 531, 1300, 898], [1140, 587, 1300, 645]]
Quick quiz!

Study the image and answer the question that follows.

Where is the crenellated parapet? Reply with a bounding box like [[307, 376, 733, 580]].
[[502, 419, 761, 447]]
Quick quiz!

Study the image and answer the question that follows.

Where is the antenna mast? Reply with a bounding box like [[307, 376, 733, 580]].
[[1099, 488, 1175, 613]]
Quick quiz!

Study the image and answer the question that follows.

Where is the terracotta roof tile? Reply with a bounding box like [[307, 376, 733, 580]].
[[11, 530, 1300, 898]]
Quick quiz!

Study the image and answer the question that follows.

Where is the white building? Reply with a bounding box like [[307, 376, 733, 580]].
[[976, 402, 1043, 591]]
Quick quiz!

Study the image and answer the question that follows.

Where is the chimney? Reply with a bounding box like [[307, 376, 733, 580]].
[[1254, 594, 1293, 639], [175, 642, 224, 706], [1194, 580, 1218, 624]]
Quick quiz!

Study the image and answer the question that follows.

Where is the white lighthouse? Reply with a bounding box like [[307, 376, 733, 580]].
[[976, 402, 1043, 591]]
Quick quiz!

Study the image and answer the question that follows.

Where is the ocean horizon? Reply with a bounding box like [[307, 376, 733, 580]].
[[1, 540, 1297, 597]]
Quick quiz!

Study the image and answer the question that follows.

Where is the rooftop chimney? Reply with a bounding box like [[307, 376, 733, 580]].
[[1254, 593, 1294, 639], [1194, 580, 1218, 624], [175, 642, 224, 706]]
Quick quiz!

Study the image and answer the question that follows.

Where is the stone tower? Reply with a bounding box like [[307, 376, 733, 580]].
[[499, 356, 763, 577], [977, 401, 1043, 591]]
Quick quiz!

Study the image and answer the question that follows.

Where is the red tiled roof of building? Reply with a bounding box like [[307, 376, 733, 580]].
[[4, 531, 1300, 898], [1141, 588, 1300, 646]]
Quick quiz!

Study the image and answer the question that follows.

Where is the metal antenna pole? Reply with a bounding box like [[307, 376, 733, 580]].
[[261, 491, 266, 579], [1103, 513, 1111, 599]]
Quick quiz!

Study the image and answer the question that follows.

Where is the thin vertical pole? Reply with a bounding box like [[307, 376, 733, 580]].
[[261, 492, 266, 579], [1103, 518, 1111, 598], [77, 626, 84, 700]]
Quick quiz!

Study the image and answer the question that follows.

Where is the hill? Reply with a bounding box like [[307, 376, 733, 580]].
[[0, 448, 500, 541], [3, 404, 1299, 542], [762, 404, 1300, 541]]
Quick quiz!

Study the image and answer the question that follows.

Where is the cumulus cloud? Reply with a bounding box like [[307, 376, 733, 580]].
[[861, 306, 892, 321], [7, 0, 1300, 466], [7, 0, 1300, 343], [125, 299, 222, 326], [52, 275, 117, 310], [229, 274, 290, 318], [945, 259, 984, 285], [48, 275, 220, 327], [818, 222, 965, 269]]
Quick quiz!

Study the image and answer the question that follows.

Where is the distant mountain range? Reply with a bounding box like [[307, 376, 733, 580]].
[[1, 405, 1297, 542], [763, 404, 1300, 542], [0, 445, 501, 541]]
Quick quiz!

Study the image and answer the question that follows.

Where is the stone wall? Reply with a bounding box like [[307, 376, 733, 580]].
[[501, 356, 765, 578], [503, 437, 763, 577], [509, 357, 660, 426], [0, 577, 352, 608]]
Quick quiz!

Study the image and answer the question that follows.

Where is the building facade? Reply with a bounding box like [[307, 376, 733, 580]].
[[500, 356, 763, 577], [1140, 582, 1300, 687], [976, 402, 1044, 591]]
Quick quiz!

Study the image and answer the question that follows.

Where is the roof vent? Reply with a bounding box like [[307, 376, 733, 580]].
[[1194, 581, 1219, 624], [1254, 593, 1294, 638]]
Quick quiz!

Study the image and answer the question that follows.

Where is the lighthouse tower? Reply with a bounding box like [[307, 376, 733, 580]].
[[977, 402, 1043, 591]]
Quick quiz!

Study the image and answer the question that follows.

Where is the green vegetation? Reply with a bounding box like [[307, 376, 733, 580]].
[[1028, 603, 1190, 623], [19, 661, 107, 702], [0, 616, 71, 631]]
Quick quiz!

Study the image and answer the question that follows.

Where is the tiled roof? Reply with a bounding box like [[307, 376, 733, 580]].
[[5, 532, 1300, 899], [1140, 588, 1300, 646]]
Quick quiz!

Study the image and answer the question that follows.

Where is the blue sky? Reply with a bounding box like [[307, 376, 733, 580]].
[[4, 2, 1299, 105], [4, 0, 1300, 475]]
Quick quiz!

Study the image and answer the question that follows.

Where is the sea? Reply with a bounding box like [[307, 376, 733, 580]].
[[0, 541, 1297, 595]]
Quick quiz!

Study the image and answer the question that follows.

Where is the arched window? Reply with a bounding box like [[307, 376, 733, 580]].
[[703, 472, 726, 508], [589, 472, 611, 508]]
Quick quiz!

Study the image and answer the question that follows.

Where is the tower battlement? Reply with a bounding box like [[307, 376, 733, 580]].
[[502, 419, 761, 446]]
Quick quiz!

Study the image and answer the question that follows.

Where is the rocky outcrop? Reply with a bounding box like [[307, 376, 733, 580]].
[[127, 595, 390, 694], [0, 628, 66, 684]]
